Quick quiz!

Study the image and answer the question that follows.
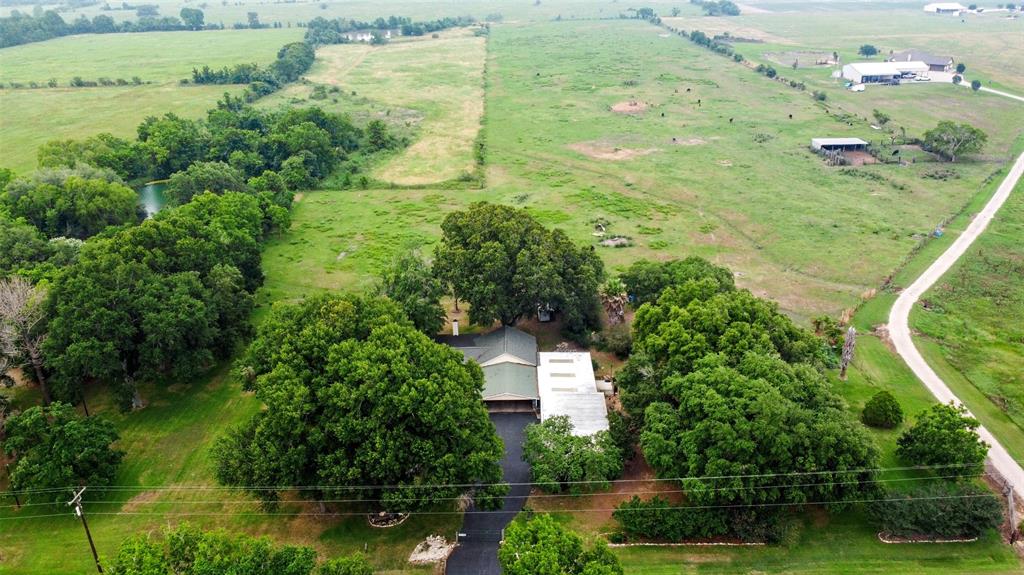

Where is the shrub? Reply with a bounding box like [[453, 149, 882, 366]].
[[523, 416, 623, 493], [812, 90, 827, 101], [598, 323, 632, 358], [897, 402, 988, 474], [867, 483, 1003, 539], [861, 391, 903, 429]]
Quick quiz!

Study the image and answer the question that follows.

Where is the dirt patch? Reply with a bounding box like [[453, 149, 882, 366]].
[[611, 100, 648, 114], [844, 151, 878, 166], [569, 142, 658, 161], [293, 192, 305, 203], [122, 490, 161, 512], [599, 236, 633, 247], [670, 137, 706, 146], [408, 535, 455, 565], [716, 159, 733, 167], [872, 324, 897, 353]]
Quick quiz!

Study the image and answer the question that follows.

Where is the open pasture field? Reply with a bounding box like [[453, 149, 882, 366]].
[[0, 28, 303, 84], [0, 84, 230, 173], [306, 29, 486, 185], [0, 28, 303, 174], [481, 18, 1013, 320]]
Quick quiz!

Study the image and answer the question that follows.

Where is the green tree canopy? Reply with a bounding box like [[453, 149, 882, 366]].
[[499, 514, 623, 575], [858, 44, 879, 57], [922, 121, 987, 162], [214, 294, 506, 510], [3, 402, 123, 502], [434, 202, 604, 339], [639, 353, 878, 507], [2, 166, 141, 239], [896, 402, 988, 475], [523, 416, 623, 493], [179, 7, 204, 29], [165, 160, 249, 206], [45, 193, 265, 408], [619, 256, 734, 306], [378, 252, 447, 334], [617, 286, 826, 417]]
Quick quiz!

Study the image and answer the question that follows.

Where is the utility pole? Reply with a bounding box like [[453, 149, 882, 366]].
[[68, 487, 103, 573], [1008, 484, 1020, 545]]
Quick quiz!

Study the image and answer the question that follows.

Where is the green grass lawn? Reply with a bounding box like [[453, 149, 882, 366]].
[[0, 84, 233, 174], [0, 28, 303, 84], [910, 179, 1024, 464], [0, 28, 303, 174]]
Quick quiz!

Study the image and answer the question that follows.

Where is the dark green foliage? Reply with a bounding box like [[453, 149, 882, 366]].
[[861, 391, 904, 429], [619, 257, 734, 305], [214, 294, 506, 511], [639, 353, 878, 508], [434, 202, 604, 340], [179, 7, 204, 29], [303, 15, 474, 47], [896, 402, 988, 475], [378, 252, 447, 334], [45, 193, 266, 408], [858, 44, 879, 57], [108, 522, 370, 575], [618, 286, 827, 417], [867, 483, 1003, 539], [2, 166, 141, 239], [922, 121, 988, 162], [596, 323, 632, 358], [614, 496, 728, 541], [697, 0, 741, 16], [522, 416, 624, 493], [0, 213, 53, 278], [3, 402, 123, 503], [188, 41, 314, 102], [165, 161, 249, 206], [606, 409, 636, 461], [0, 9, 215, 49], [499, 514, 623, 575]]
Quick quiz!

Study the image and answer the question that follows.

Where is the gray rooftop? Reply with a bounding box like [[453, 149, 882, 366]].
[[890, 51, 953, 67], [481, 363, 539, 401]]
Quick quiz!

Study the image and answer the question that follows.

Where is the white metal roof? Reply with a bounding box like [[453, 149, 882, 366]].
[[537, 352, 609, 436], [924, 3, 967, 11], [844, 61, 929, 76], [811, 137, 869, 149]]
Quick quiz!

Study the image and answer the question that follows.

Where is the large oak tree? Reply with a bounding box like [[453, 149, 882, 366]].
[[434, 202, 604, 339], [214, 294, 506, 511]]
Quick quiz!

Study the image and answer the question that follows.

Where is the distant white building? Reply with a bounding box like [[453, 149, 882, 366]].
[[537, 352, 609, 436], [842, 61, 930, 84], [923, 2, 967, 13]]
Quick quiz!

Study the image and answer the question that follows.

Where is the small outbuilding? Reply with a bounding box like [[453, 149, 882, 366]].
[[923, 2, 967, 14], [811, 137, 869, 152]]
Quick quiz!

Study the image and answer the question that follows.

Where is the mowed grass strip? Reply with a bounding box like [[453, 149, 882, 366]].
[[306, 29, 485, 185], [0, 28, 304, 84]]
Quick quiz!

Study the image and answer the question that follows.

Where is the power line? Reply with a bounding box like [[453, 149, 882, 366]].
[[2, 463, 979, 496], [0, 493, 997, 522], [1, 471, 978, 510]]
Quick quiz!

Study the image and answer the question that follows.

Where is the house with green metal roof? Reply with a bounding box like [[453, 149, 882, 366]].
[[438, 326, 539, 412]]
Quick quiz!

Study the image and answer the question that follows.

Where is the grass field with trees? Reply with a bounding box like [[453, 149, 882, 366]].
[[0, 28, 303, 173], [1, 2, 1022, 574]]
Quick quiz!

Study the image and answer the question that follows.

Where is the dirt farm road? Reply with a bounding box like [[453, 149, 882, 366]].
[[888, 151, 1024, 499]]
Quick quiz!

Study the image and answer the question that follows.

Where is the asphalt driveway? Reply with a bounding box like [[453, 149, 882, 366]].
[[445, 412, 536, 575]]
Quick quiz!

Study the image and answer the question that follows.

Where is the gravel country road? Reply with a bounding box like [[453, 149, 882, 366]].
[[888, 151, 1024, 499]]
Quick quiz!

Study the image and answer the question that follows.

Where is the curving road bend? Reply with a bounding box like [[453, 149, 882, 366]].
[[888, 151, 1024, 499]]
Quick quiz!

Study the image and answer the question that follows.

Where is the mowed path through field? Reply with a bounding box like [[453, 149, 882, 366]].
[[307, 30, 485, 185], [889, 152, 1024, 498]]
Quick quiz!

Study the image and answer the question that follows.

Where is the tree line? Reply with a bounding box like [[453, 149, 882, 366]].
[[0, 7, 218, 48], [185, 41, 315, 102], [303, 15, 475, 46]]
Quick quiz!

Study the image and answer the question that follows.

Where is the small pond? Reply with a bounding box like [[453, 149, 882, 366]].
[[138, 182, 167, 218]]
